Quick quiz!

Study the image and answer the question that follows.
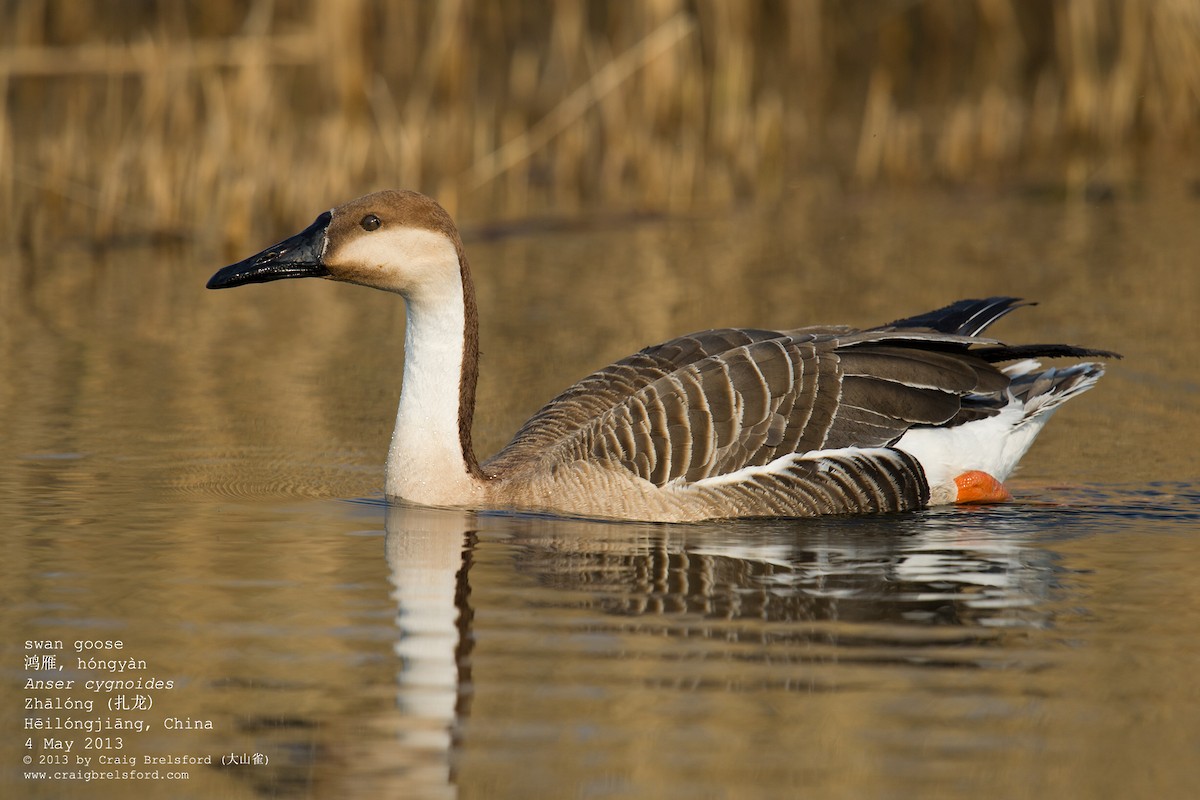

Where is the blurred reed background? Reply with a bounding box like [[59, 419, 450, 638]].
[[2, 0, 1198, 252]]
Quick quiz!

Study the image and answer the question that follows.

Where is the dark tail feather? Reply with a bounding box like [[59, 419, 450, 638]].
[[881, 297, 1030, 337], [976, 343, 1123, 362], [883, 298, 1123, 361]]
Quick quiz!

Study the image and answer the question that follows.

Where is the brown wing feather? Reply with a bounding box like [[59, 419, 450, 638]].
[[484, 325, 1011, 487], [484, 328, 790, 475]]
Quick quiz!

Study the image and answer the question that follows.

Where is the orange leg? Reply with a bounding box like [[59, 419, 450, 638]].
[[954, 470, 1013, 504]]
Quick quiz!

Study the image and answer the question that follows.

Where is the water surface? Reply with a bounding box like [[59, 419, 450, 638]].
[[3, 186, 1198, 798]]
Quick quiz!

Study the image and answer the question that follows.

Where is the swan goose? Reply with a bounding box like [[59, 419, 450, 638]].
[[207, 190, 1117, 522]]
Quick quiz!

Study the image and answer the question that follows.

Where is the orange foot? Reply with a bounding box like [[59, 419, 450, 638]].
[[954, 470, 1013, 504]]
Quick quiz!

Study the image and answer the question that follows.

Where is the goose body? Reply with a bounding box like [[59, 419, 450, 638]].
[[207, 190, 1117, 522]]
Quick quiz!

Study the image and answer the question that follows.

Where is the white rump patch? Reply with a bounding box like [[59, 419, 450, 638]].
[[895, 360, 1105, 501]]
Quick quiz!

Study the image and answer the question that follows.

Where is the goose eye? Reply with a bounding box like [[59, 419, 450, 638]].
[[360, 214, 381, 231]]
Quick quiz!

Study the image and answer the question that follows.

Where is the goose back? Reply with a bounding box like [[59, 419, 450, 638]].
[[483, 325, 1012, 491]]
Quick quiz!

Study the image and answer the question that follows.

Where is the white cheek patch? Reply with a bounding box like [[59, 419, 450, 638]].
[[332, 227, 459, 293]]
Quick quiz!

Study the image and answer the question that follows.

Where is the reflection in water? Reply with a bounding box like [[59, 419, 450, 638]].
[[382, 500, 1078, 796], [384, 504, 473, 798], [509, 509, 1063, 633]]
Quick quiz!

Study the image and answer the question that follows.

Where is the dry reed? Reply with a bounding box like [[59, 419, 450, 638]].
[[2, 0, 1198, 252]]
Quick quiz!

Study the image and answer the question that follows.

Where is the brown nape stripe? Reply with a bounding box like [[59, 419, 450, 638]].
[[453, 235, 484, 478]]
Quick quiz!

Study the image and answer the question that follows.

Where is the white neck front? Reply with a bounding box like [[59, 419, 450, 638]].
[[380, 243, 481, 506]]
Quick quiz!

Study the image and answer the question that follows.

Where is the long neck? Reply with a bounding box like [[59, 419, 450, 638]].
[[385, 249, 482, 506]]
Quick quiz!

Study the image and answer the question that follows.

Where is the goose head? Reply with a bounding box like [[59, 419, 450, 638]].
[[207, 190, 485, 498], [207, 190, 465, 299]]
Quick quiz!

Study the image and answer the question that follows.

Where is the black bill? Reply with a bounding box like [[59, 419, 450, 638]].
[[206, 211, 333, 289]]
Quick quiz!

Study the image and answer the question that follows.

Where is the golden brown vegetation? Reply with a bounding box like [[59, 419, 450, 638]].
[[2, 0, 1198, 249]]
